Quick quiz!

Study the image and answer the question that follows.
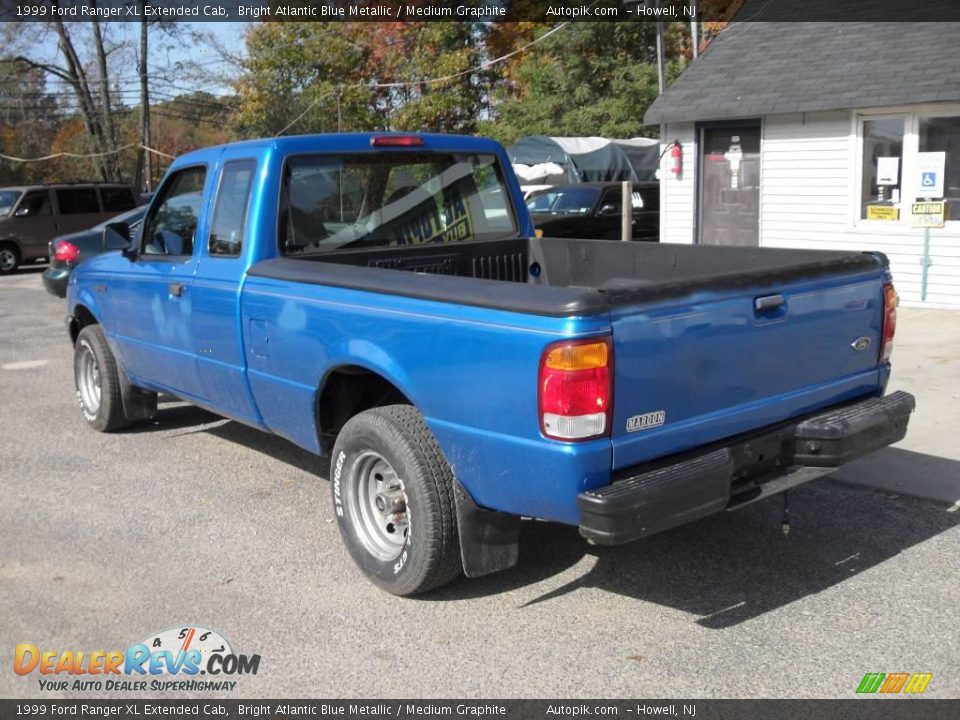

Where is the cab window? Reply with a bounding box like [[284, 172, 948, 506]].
[[142, 167, 206, 257], [16, 190, 52, 217], [208, 160, 255, 257]]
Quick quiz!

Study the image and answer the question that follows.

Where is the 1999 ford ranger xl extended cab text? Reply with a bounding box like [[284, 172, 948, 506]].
[[65, 133, 915, 595]]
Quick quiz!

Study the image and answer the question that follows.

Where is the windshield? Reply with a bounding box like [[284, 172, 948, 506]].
[[0, 190, 22, 217], [279, 152, 516, 254], [526, 187, 600, 216]]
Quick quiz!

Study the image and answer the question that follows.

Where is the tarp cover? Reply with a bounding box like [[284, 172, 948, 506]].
[[507, 135, 659, 185]]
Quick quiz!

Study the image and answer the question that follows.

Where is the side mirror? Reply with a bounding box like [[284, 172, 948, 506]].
[[104, 222, 134, 256], [14, 206, 29, 217], [598, 204, 619, 216]]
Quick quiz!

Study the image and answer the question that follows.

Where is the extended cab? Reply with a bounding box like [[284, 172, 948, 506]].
[[66, 133, 915, 595]]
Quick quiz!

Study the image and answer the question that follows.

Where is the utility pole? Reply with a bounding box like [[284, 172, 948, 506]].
[[656, 20, 666, 94], [690, 1, 700, 58], [138, 6, 152, 192]]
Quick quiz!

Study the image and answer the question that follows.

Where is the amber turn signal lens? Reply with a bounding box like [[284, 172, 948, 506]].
[[543, 341, 609, 371]]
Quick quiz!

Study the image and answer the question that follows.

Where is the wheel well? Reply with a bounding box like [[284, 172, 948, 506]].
[[69, 305, 98, 345], [0, 239, 20, 257], [318, 366, 411, 454]]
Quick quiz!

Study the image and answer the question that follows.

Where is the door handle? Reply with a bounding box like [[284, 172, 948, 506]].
[[754, 294, 784, 312], [168, 283, 185, 297]]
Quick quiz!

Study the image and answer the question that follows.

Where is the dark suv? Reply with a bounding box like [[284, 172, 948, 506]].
[[0, 183, 139, 274]]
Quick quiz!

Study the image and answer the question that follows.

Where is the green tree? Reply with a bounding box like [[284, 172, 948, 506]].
[[481, 22, 681, 145], [232, 22, 386, 138]]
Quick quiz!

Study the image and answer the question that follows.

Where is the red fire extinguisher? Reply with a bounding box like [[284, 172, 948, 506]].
[[669, 141, 683, 178]]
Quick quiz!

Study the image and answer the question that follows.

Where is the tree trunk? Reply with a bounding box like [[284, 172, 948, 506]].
[[90, 12, 121, 181], [50, 20, 118, 181]]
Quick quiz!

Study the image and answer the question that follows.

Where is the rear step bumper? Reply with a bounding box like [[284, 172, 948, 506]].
[[578, 391, 916, 545]]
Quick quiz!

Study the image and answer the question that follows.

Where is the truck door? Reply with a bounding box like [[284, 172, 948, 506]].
[[189, 156, 262, 423], [107, 165, 208, 399]]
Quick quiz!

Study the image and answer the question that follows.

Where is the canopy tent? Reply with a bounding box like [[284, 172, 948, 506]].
[[507, 136, 659, 186]]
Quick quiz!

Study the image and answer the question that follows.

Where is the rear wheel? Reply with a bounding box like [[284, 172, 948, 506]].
[[0, 244, 19, 274], [331, 405, 462, 596], [74, 325, 129, 432]]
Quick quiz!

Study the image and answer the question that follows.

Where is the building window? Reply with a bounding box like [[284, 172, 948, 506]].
[[861, 118, 904, 221], [919, 115, 960, 221]]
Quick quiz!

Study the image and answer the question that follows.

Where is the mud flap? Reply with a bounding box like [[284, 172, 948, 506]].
[[118, 363, 157, 422], [453, 479, 520, 578]]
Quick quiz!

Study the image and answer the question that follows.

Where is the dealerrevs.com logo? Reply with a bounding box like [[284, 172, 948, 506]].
[[14, 626, 260, 692]]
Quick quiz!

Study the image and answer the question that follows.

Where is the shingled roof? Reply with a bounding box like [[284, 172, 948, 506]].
[[643, 17, 960, 125]]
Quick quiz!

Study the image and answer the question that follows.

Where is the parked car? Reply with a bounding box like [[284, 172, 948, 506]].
[[42, 206, 147, 298], [66, 133, 913, 596], [0, 182, 139, 274], [527, 181, 659, 241]]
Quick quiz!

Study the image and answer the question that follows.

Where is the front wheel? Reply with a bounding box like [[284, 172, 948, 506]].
[[331, 405, 462, 596], [0, 244, 19, 274], [74, 325, 129, 432]]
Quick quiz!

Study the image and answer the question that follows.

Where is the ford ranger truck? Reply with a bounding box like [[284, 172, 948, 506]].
[[65, 133, 915, 595]]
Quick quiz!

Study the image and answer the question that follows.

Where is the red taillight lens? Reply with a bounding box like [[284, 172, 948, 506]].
[[370, 135, 424, 147], [539, 339, 612, 441], [54, 241, 80, 263], [880, 282, 898, 363]]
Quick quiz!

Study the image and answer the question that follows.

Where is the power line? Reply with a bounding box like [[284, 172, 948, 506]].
[[0, 143, 174, 163], [274, 13, 591, 136]]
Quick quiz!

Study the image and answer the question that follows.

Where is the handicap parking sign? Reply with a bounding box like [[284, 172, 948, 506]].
[[916, 152, 945, 198]]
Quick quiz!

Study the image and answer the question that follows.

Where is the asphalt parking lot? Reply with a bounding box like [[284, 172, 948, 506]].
[[1, 266, 958, 699]]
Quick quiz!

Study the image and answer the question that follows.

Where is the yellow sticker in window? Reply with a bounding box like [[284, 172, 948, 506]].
[[866, 205, 899, 221]]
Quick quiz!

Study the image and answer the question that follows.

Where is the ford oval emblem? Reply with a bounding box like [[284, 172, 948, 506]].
[[851, 336, 872, 351]]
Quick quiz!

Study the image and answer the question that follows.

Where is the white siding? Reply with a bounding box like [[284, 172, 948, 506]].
[[659, 110, 960, 307], [761, 110, 960, 307], [659, 122, 696, 245]]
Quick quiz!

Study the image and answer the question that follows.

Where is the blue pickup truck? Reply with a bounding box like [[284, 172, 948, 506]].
[[66, 133, 915, 595]]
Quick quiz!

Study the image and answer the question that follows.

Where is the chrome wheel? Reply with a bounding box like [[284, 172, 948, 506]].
[[76, 341, 101, 417], [0, 248, 16, 273], [345, 450, 410, 562]]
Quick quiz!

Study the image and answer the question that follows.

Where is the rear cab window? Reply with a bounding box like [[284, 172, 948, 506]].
[[208, 159, 256, 257], [278, 152, 517, 256]]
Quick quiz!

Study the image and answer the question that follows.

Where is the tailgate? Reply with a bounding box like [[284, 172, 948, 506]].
[[610, 274, 886, 470]]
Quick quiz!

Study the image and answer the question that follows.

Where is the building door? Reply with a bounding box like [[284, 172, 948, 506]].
[[698, 123, 761, 246]]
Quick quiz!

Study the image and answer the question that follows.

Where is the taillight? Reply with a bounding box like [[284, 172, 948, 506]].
[[880, 282, 898, 363], [54, 241, 80, 263], [539, 338, 612, 441]]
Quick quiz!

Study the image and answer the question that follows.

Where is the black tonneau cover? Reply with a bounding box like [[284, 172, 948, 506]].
[[247, 238, 885, 318]]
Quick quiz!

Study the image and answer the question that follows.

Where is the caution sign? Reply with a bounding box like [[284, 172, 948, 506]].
[[866, 205, 899, 221], [911, 201, 945, 228]]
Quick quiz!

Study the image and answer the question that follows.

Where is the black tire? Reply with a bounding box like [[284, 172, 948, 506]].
[[0, 243, 20, 275], [74, 325, 129, 432], [331, 404, 462, 596]]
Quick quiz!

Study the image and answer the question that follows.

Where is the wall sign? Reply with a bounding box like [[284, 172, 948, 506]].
[[916, 152, 946, 198]]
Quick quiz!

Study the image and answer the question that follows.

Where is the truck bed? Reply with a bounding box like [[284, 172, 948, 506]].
[[248, 237, 884, 316]]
